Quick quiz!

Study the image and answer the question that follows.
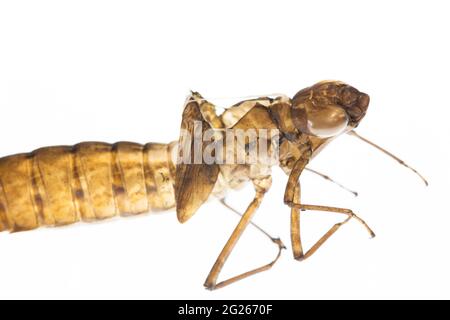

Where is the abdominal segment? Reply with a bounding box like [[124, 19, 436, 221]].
[[0, 142, 177, 232]]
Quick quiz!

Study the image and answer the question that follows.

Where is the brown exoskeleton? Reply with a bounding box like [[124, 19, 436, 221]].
[[0, 81, 427, 290]]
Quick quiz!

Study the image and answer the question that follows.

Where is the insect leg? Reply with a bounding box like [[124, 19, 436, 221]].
[[283, 155, 310, 204], [283, 157, 309, 259], [204, 190, 279, 290], [285, 157, 373, 260], [289, 202, 375, 261], [219, 198, 286, 249], [290, 182, 303, 259], [305, 167, 358, 197]]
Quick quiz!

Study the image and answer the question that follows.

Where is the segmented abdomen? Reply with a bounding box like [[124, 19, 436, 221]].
[[0, 142, 177, 232]]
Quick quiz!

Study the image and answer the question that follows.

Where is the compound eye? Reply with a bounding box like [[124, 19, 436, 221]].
[[306, 105, 349, 138], [341, 87, 359, 105]]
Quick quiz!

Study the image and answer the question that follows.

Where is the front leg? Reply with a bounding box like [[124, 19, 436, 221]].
[[284, 157, 374, 261], [289, 203, 375, 260], [283, 155, 310, 204], [283, 157, 310, 259]]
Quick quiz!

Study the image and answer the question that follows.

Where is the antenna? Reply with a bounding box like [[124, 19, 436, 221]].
[[348, 130, 428, 186]]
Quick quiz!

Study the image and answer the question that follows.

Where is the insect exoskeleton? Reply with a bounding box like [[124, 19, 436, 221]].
[[0, 81, 426, 290]]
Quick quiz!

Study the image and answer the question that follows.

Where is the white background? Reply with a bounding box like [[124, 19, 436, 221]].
[[0, 1, 448, 299]]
